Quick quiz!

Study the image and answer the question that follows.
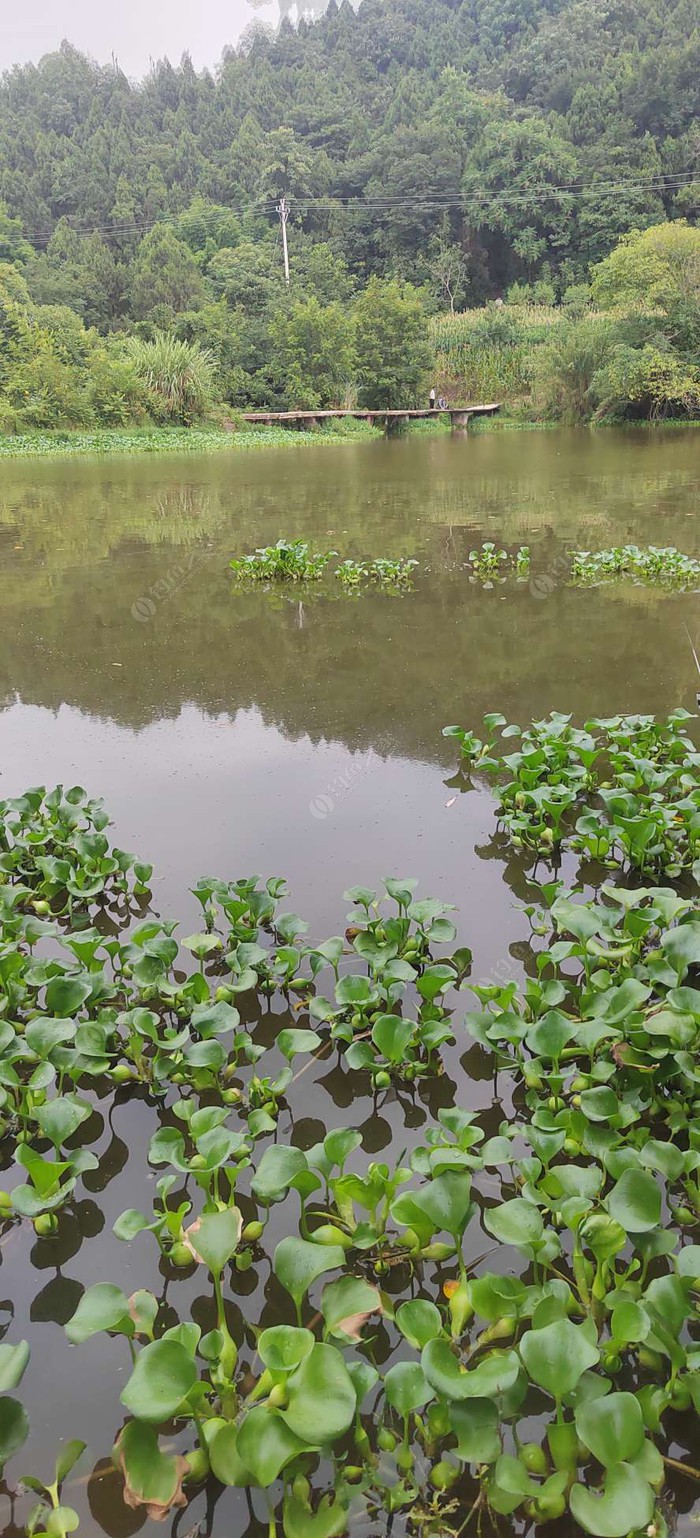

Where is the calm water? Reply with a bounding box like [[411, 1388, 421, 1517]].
[[0, 425, 699, 1536]]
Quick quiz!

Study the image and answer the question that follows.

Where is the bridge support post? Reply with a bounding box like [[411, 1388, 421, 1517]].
[[450, 410, 470, 433]]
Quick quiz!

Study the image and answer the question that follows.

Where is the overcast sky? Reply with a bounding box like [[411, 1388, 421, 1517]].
[[0, 0, 270, 80]]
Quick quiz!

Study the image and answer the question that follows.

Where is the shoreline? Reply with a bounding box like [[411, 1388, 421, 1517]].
[[0, 420, 382, 462], [0, 415, 696, 462]]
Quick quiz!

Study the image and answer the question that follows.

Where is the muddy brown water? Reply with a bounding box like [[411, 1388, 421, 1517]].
[[0, 425, 699, 1536]]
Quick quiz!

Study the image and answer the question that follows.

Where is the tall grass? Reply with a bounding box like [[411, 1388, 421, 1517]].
[[128, 332, 217, 424], [430, 304, 565, 406]]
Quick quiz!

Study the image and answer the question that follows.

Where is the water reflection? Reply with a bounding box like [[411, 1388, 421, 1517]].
[[1, 428, 699, 1536]]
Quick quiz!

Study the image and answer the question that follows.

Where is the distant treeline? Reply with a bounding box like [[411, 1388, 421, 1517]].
[[0, 0, 698, 429]]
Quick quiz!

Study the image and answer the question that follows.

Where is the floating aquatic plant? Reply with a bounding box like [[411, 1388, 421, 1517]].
[[229, 539, 336, 582], [570, 544, 700, 588], [468, 542, 530, 584], [4, 778, 700, 1538], [444, 707, 700, 872]]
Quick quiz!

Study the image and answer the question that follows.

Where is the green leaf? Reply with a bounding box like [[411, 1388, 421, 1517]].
[[569, 1464, 654, 1537], [54, 1440, 87, 1485], [321, 1275, 382, 1339], [525, 1011, 574, 1060], [676, 1245, 700, 1279], [395, 1299, 443, 1349], [277, 1028, 321, 1062], [469, 1275, 526, 1322], [114, 1421, 187, 1516], [335, 975, 374, 1007], [187, 1208, 241, 1276], [610, 1301, 650, 1345], [607, 1169, 661, 1233], [575, 1393, 645, 1467], [36, 1095, 92, 1149], [450, 1401, 501, 1464], [274, 1237, 345, 1315], [238, 1406, 309, 1485], [519, 1320, 599, 1399], [208, 1424, 249, 1487], [281, 1343, 356, 1443], [252, 1146, 308, 1205], [371, 1014, 414, 1063], [412, 1171, 474, 1241], [113, 1209, 153, 1242], [662, 921, 700, 979], [0, 1396, 29, 1468], [422, 1340, 520, 1400], [44, 976, 92, 1017], [484, 1198, 544, 1251], [258, 1326, 315, 1375], [384, 1361, 434, 1417], [282, 1487, 350, 1538], [121, 1339, 197, 1423], [0, 1342, 29, 1393], [65, 1284, 131, 1344], [578, 1087, 620, 1122]]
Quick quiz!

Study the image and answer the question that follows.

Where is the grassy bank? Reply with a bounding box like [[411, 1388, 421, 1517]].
[[0, 418, 381, 461], [431, 298, 700, 425]]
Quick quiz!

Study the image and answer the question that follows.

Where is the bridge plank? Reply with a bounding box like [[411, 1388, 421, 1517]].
[[240, 404, 500, 424]]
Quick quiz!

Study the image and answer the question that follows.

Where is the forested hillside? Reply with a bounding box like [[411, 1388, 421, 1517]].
[[0, 0, 698, 428]]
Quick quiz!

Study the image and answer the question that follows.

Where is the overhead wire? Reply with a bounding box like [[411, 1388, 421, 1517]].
[[19, 170, 698, 246]]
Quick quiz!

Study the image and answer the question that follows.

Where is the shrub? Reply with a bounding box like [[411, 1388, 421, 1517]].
[[531, 314, 614, 421], [128, 332, 217, 423], [590, 342, 700, 420]]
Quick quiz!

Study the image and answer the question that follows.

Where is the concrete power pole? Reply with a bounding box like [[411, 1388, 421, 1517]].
[[277, 195, 290, 286]]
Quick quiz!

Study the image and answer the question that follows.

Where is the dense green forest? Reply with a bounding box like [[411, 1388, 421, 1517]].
[[0, 0, 698, 428]]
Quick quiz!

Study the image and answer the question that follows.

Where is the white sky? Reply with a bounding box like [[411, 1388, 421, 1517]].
[[0, 0, 271, 80]]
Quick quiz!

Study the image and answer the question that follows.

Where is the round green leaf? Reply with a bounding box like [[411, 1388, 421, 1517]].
[[450, 1401, 501, 1465], [519, 1320, 599, 1399], [209, 1423, 248, 1487], [65, 1284, 131, 1344], [575, 1392, 645, 1467], [281, 1343, 356, 1443], [252, 1147, 308, 1205], [484, 1198, 544, 1250], [384, 1360, 434, 1417], [607, 1169, 661, 1233], [121, 1339, 197, 1423], [422, 1339, 520, 1401], [187, 1208, 241, 1276], [395, 1299, 443, 1349], [238, 1406, 309, 1485], [115, 1420, 187, 1513], [569, 1465, 654, 1538], [258, 1326, 315, 1375], [273, 1237, 345, 1313], [610, 1301, 650, 1345], [320, 1275, 382, 1339], [277, 1029, 322, 1062]]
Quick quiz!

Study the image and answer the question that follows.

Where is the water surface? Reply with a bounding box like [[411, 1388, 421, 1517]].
[[0, 425, 699, 1535]]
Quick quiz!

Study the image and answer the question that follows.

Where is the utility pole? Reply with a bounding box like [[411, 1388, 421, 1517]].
[[277, 195, 290, 286]]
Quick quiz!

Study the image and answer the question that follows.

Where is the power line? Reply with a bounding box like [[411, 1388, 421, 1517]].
[[21, 171, 698, 246]]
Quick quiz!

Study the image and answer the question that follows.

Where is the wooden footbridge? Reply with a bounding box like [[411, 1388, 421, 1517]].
[[240, 404, 500, 433]]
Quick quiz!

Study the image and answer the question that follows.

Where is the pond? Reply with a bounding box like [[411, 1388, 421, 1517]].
[[0, 424, 699, 1538]]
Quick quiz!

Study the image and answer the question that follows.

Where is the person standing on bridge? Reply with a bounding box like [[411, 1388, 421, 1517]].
[[429, 387, 436, 410]]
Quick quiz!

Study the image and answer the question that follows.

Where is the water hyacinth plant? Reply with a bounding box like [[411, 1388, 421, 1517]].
[[230, 539, 336, 582], [5, 756, 700, 1537], [231, 543, 419, 591], [444, 707, 700, 872], [571, 544, 700, 588], [468, 543, 530, 584]]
